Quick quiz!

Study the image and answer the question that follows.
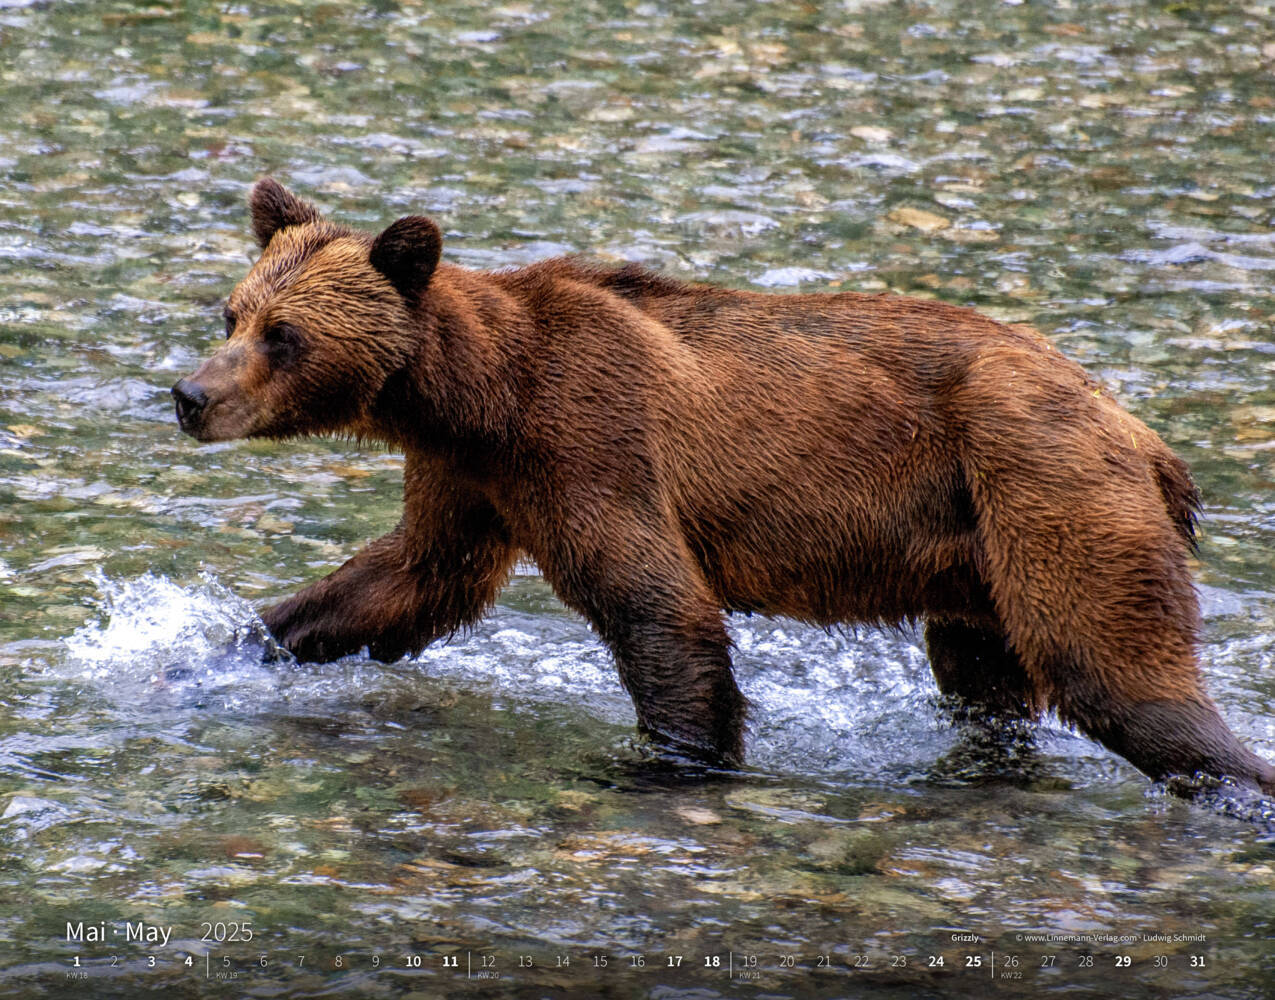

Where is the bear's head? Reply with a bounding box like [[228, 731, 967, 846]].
[[172, 178, 442, 442]]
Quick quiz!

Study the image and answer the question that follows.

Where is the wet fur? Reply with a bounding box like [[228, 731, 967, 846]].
[[174, 180, 1275, 796]]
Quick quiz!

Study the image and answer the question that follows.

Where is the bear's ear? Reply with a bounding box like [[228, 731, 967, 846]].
[[249, 178, 321, 248], [369, 216, 442, 306]]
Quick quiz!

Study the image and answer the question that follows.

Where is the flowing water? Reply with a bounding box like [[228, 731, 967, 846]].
[[1, 1, 1273, 997]]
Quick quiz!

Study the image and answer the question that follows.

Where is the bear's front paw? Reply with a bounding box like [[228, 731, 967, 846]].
[[259, 602, 377, 664], [259, 601, 320, 661]]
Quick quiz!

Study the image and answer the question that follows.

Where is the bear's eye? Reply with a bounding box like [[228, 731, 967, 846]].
[[223, 308, 236, 339], [260, 323, 303, 363], [262, 323, 300, 345]]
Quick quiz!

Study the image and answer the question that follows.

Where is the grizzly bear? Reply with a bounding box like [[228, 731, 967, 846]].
[[173, 178, 1274, 797]]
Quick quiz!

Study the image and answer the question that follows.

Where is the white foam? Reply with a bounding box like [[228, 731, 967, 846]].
[[55, 572, 292, 721]]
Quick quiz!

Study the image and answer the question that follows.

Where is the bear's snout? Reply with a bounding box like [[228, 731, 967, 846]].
[[172, 378, 209, 437]]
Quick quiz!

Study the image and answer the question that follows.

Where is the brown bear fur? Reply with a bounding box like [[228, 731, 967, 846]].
[[173, 178, 1275, 796]]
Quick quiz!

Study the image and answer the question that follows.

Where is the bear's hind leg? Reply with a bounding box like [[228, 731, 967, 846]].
[[984, 543, 1275, 794], [962, 428, 1275, 794], [924, 618, 1041, 720], [1056, 680, 1275, 795]]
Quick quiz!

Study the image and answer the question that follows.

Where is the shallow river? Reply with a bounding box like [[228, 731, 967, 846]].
[[0, 1, 1273, 998]]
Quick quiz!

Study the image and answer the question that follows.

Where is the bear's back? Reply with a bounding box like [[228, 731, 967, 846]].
[[506, 258, 1065, 395]]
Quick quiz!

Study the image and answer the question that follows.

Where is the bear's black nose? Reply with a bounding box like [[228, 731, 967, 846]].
[[172, 379, 208, 429]]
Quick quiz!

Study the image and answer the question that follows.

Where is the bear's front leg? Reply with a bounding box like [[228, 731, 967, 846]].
[[261, 527, 419, 662], [262, 466, 516, 663], [535, 509, 748, 765], [604, 600, 746, 765]]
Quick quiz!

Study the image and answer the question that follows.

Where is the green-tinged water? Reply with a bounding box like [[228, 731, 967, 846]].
[[0, 1, 1273, 997]]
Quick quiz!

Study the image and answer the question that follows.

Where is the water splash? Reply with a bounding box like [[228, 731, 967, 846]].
[[60, 571, 286, 708]]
